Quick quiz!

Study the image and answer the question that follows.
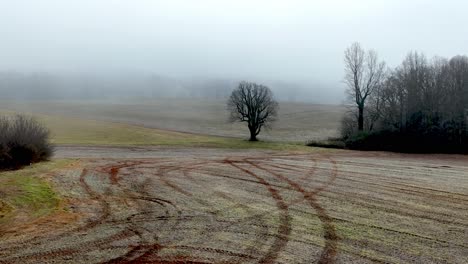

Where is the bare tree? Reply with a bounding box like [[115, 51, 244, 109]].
[[342, 47, 468, 152], [344, 42, 386, 131], [227, 81, 278, 141]]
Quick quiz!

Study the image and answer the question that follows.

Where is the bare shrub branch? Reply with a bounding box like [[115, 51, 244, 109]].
[[0, 114, 53, 170]]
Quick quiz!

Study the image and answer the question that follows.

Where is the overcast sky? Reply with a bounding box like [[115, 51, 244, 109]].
[[1, 0, 467, 95]]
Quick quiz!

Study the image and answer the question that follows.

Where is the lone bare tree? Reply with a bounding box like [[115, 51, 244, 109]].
[[344, 42, 386, 131], [227, 81, 278, 141]]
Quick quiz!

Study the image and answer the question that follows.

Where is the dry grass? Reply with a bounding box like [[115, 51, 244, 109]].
[[1, 110, 313, 151], [0, 99, 344, 142]]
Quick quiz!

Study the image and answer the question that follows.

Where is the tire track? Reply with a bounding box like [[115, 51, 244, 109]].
[[224, 158, 292, 264], [146, 156, 322, 262], [179, 162, 274, 264], [246, 155, 339, 264], [99, 161, 180, 263], [3, 149, 465, 263], [146, 160, 275, 263]]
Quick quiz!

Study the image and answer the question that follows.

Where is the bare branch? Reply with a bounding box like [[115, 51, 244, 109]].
[[227, 81, 279, 141]]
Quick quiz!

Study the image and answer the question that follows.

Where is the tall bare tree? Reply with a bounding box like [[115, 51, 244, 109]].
[[344, 42, 386, 131], [227, 81, 278, 141]]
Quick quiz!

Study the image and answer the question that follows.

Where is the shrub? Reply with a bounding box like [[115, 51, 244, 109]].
[[306, 137, 345, 149], [344, 129, 468, 153], [308, 128, 468, 153], [0, 115, 53, 170]]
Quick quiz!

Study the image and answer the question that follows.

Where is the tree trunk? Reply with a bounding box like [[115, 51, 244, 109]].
[[358, 105, 364, 131], [249, 126, 258, 141]]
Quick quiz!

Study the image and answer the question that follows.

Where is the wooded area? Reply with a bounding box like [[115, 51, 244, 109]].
[[343, 44, 468, 152]]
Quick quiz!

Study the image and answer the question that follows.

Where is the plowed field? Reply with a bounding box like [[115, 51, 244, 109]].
[[1, 147, 467, 263]]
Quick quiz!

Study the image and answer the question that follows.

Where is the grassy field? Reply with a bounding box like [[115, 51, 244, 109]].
[[0, 100, 467, 263], [42, 114, 308, 150], [0, 98, 345, 142], [0, 160, 73, 233], [1, 109, 313, 151]]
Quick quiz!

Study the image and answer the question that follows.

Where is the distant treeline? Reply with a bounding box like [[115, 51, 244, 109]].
[[0, 72, 234, 100], [0, 72, 334, 102], [343, 52, 468, 153]]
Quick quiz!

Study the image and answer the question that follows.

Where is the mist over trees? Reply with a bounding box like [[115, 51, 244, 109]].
[[343, 47, 468, 153], [0, 72, 230, 100], [0, 72, 338, 103]]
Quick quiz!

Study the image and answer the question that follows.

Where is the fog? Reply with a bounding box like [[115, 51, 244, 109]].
[[1, 0, 467, 103]]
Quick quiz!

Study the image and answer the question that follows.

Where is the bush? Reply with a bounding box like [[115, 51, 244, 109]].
[[307, 129, 468, 153], [306, 137, 345, 149], [0, 115, 53, 170], [344, 129, 468, 153]]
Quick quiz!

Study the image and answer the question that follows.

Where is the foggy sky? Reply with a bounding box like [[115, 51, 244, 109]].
[[1, 0, 467, 101]]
